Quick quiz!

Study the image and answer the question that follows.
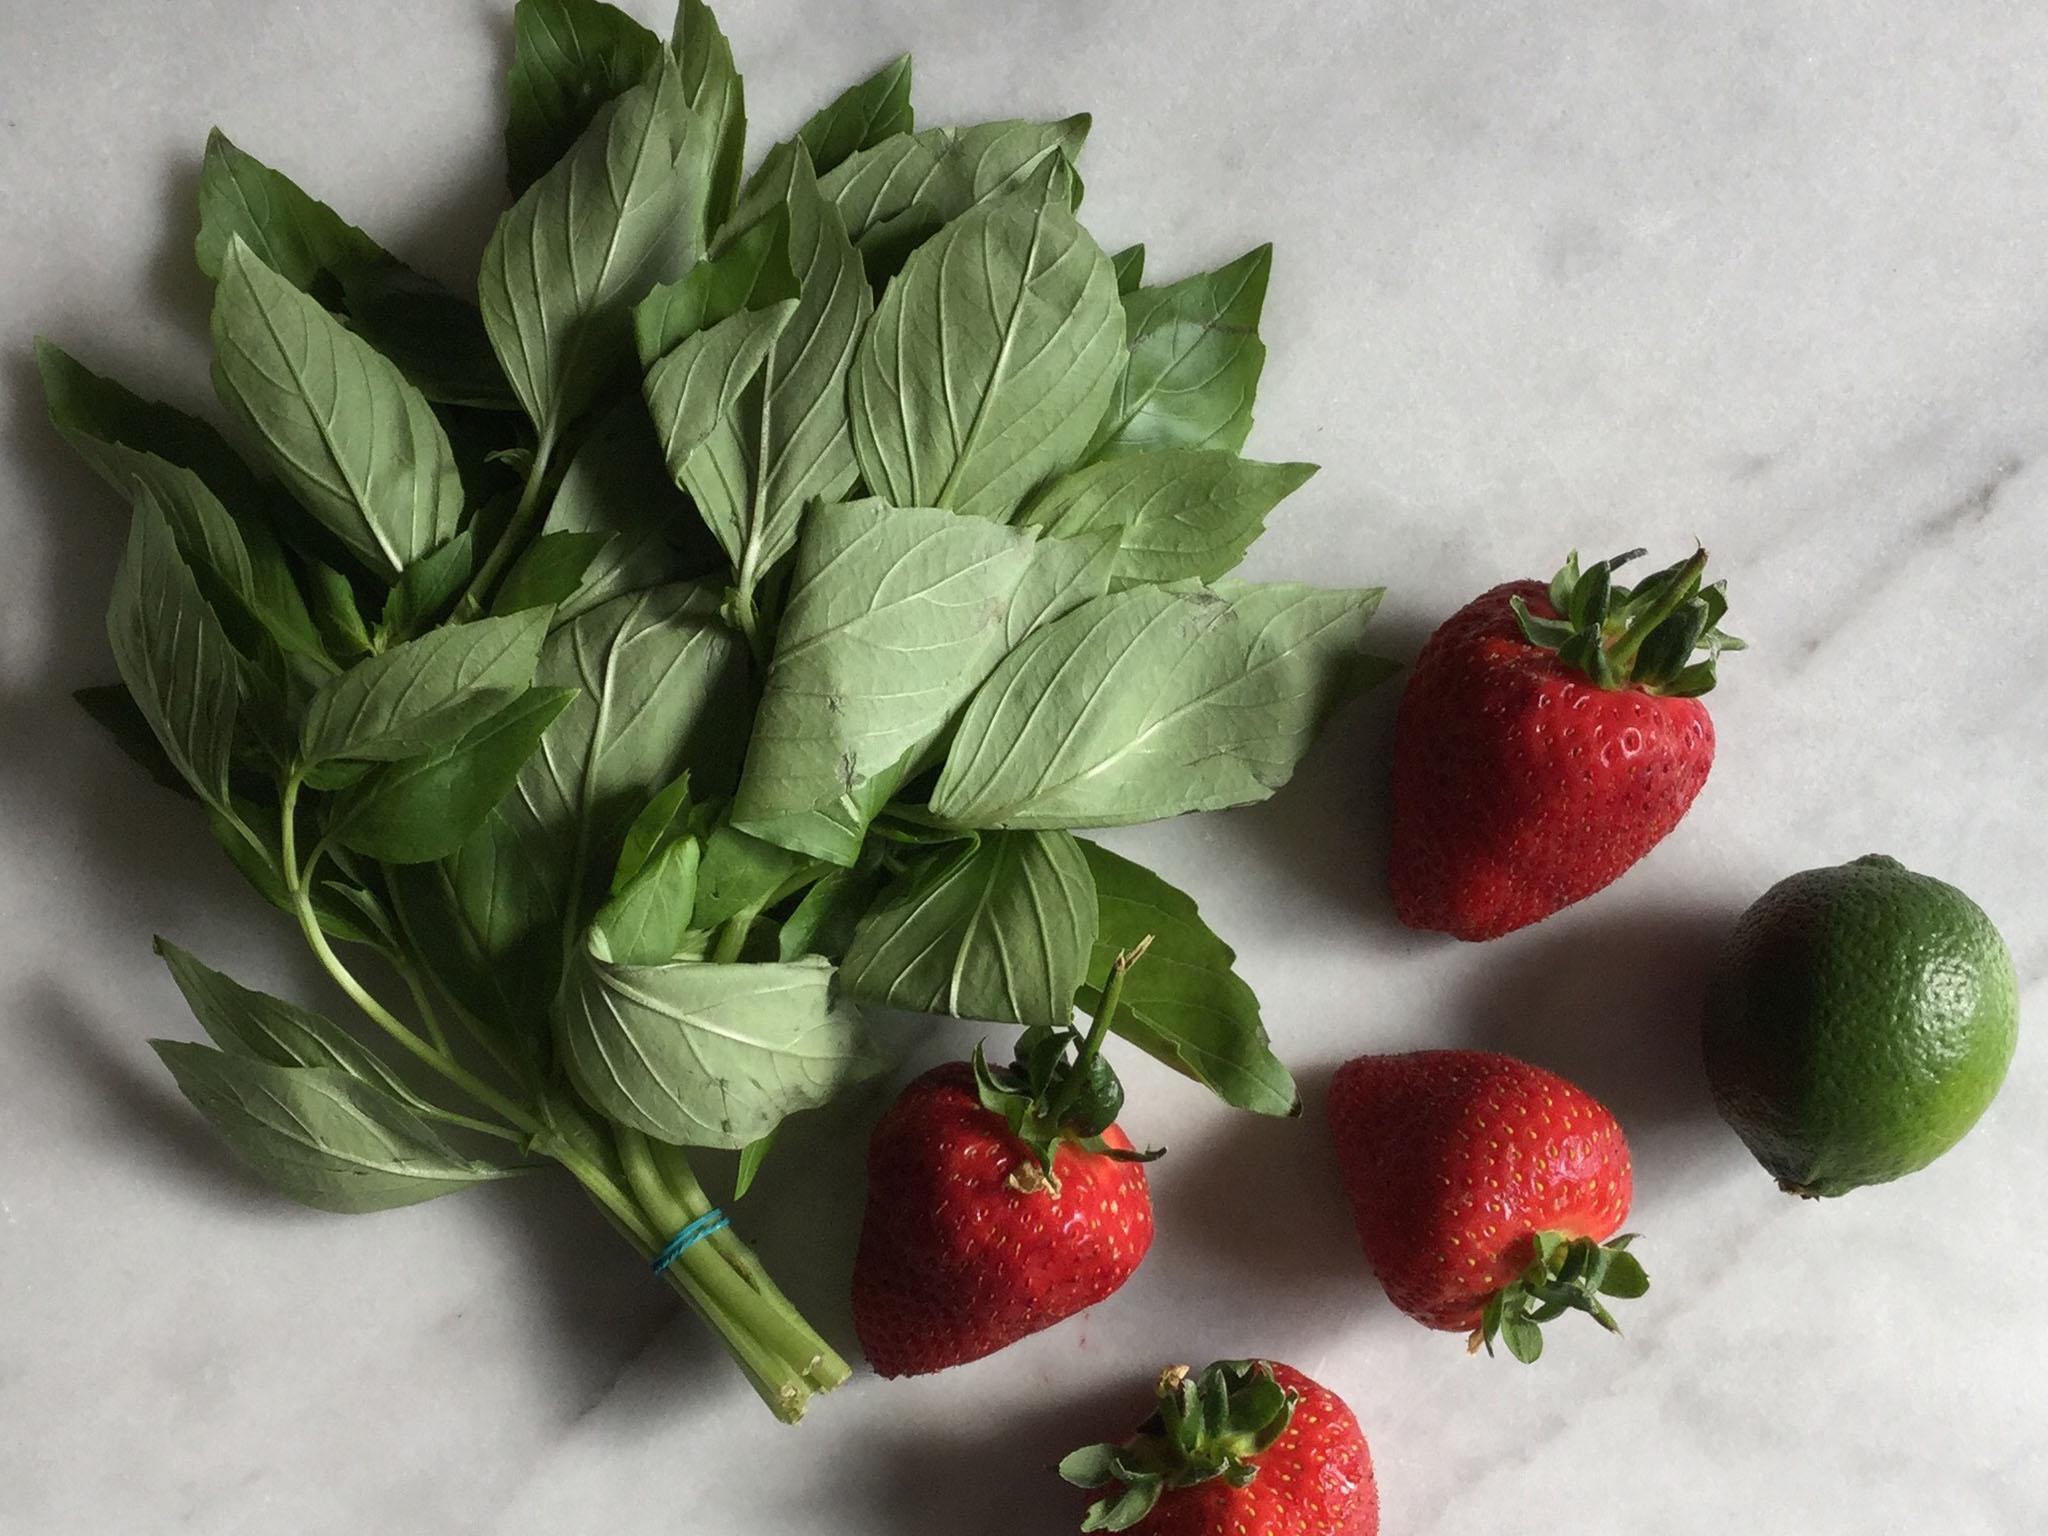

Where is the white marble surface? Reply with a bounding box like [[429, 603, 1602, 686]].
[[2, 1, 2044, 1530]]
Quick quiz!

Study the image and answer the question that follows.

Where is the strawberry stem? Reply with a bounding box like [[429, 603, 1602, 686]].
[[1471, 1229, 1650, 1364]]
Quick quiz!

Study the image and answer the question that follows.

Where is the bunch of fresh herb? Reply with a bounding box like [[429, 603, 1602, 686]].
[[41, 0, 1393, 1423]]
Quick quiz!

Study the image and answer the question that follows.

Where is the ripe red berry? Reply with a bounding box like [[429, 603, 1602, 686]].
[[1061, 1359, 1377, 1534], [1389, 548, 1739, 940], [1327, 1049, 1647, 1361]]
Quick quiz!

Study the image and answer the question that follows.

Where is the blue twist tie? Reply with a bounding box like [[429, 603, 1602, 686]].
[[651, 1209, 730, 1273]]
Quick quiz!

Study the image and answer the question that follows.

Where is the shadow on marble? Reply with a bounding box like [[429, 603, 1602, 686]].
[[834, 1376, 1140, 1532], [17, 980, 275, 1203], [1202, 607, 1433, 945], [1449, 900, 1743, 1197], [1154, 1059, 1385, 1317]]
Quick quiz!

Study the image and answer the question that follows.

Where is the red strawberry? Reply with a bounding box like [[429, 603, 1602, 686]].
[[853, 943, 1160, 1377], [1061, 1359, 1377, 1534], [1389, 547, 1741, 940], [1327, 1049, 1647, 1361]]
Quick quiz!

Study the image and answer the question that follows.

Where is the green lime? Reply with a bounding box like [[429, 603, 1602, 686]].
[[1702, 854, 2019, 1197]]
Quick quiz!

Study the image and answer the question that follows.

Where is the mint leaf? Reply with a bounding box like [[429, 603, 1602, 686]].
[[1090, 244, 1270, 459], [211, 237, 464, 579], [1022, 450, 1316, 588], [932, 582, 1393, 828], [841, 830, 1096, 1030], [106, 486, 239, 812], [151, 1041, 510, 1212], [730, 501, 1036, 859], [504, 0, 665, 194], [849, 169, 1121, 523], [556, 948, 872, 1148], [300, 610, 549, 764], [1077, 841, 1297, 1115]]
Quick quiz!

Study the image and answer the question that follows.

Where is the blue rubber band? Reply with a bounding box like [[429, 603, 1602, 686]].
[[650, 1209, 730, 1273]]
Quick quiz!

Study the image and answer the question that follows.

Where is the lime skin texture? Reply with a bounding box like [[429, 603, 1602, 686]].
[[1703, 854, 2019, 1198]]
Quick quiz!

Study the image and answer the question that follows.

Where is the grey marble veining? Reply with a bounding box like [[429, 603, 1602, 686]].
[[2, 1, 2043, 1531]]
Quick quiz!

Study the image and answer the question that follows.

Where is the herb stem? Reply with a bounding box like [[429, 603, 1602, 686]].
[[1047, 935, 1152, 1127], [454, 429, 557, 620]]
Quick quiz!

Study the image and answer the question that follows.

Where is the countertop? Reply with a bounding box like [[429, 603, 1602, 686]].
[[2, 1, 2043, 1531]]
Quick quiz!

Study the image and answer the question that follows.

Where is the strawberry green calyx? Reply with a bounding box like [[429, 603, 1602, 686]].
[[1061, 1360, 1302, 1532], [1473, 1230, 1650, 1364], [972, 937, 1162, 1192], [1511, 547, 1745, 697]]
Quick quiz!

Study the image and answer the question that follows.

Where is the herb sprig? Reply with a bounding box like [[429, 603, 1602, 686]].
[[42, 0, 1393, 1422]]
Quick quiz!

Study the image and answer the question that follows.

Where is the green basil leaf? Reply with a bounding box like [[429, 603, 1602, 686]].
[[815, 115, 1087, 243], [211, 237, 464, 579], [634, 205, 800, 367], [791, 53, 913, 177], [382, 861, 539, 1059], [75, 683, 199, 802], [1076, 840, 1296, 1116], [491, 529, 612, 616], [1110, 243, 1144, 293], [670, 0, 747, 234], [540, 398, 722, 622], [932, 582, 1393, 828], [36, 336, 268, 510], [776, 860, 885, 962], [556, 948, 873, 1148], [300, 610, 549, 764], [1022, 450, 1315, 588], [195, 127, 383, 298], [504, 0, 665, 194], [445, 584, 749, 999], [151, 1040, 510, 1212], [195, 130, 512, 410], [642, 297, 801, 483], [733, 1129, 776, 1199], [106, 486, 239, 810], [39, 341, 324, 663], [1089, 244, 1270, 459], [730, 500, 1036, 859], [378, 529, 476, 642], [690, 822, 824, 929], [303, 558, 374, 660], [849, 170, 1122, 523], [328, 686, 576, 863], [1004, 527, 1119, 647], [841, 829, 1097, 1030], [613, 770, 693, 891], [660, 145, 869, 585], [208, 804, 382, 946], [337, 265, 519, 411], [850, 200, 942, 289], [156, 938, 412, 1097], [481, 63, 706, 443], [591, 835, 700, 965]]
